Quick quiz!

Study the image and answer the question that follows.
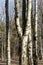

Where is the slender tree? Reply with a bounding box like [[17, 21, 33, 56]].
[[5, 0, 11, 65], [14, 0, 22, 65], [26, 0, 34, 65], [31, 0, 38, 65], [35, 0, 42, 60]]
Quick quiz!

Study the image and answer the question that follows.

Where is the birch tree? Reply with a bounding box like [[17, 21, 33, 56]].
[[5, 0, 11, 65], [27, 0, 33, 65], [14, 0, 22, 65], [14, 0, 33, 65]]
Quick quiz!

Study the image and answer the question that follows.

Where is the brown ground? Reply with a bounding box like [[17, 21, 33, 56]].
[[0, 58, 43, 65]]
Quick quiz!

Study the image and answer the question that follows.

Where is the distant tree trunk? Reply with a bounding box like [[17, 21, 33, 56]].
[[2, 33, 4, 61], [32, 0, 38, 65], [5, 0, 11, 65], [35, 0, 42, 60]]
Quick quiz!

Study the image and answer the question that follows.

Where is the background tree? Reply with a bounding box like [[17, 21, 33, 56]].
[[35, 0, 42, 60], [5, 0, 11, 65], [31, 0, 38, 65]]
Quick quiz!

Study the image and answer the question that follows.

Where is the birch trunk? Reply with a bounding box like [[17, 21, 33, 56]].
[[15, 0, 22, 38], [35, 0, 42, 60], [26, 0, 32, 60], [14, 0, 22, 65], [5, 0, 11, 65], [8, 29, 11, 65], [15, 0, 32, 65], [21, 0, 33, 65], [28, 0, 33, 65], [31, 0, 38, 65]]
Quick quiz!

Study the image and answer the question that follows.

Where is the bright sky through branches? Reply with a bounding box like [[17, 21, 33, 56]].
[[0, 0, 14, 21]]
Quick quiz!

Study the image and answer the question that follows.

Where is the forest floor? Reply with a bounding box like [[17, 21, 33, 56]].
[[38, 59, 43, 65], [0, 59, 43, 65], [0, 60, 19, 65]]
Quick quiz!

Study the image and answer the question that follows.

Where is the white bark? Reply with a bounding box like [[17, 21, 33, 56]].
[[27, 0, 33, 63], [15, 0, 33, 65], [8, 28, 11, 65], [21, 36, 28, 65], [26, 0, 32, 58], [5, 0, 11, 65], [15, 0, 22, 37], [16, 18, 22, 37], [21, 0, 33, 65]]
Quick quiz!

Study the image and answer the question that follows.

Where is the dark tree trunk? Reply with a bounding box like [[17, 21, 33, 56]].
[[31, 0, 38, 65], [22, 0, 26, 35], [5, 0, 9, 65]]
